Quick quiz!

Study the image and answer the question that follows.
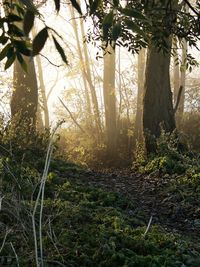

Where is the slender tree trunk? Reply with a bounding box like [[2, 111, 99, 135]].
[[176, 5, 188, 124], [103, 45, 117, 156], [134, 48, 146, 146], [70, 4, 103, 140], [79, 17, 103, 138], [173, 37, 180, 105], [35, 54, 50, 128], [70, 5, 91, 117], [143, 39, 176, 153], [178, 38, 187, 120]]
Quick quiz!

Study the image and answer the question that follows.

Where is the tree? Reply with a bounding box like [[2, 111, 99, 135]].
[[35, 54, 49, 129], [103, 45, 117, 156], [134, 48, 146, 146], [1, 0, 200, 153], [5, 0, 39, 131], [12, 57, 38, 130], [143, 40, 176, 153], [173, 37, 180, 111], [70, 4, 102, 141]]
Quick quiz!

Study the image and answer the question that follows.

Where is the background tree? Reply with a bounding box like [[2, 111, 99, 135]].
[[103, 44, 117, 157], [133, 48, 146, 146]]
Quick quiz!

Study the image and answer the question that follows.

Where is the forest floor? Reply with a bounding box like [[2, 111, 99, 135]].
[[65, 167, 200, 242], [2, 155, 200, 266]]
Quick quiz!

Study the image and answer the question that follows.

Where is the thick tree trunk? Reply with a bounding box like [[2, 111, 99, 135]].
[[5, 0, 38, 131], [103, 45, 117, 156], [12, 57, 38, 130], [143, 40, 176, 153]]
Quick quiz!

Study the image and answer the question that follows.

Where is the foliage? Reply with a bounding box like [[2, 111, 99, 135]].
[[178, 112, 200, 152], [0, 0, 68, 70], [1, 154, 200, 266], [0, 115, 199, 266], [136, 128, 200, 177], [57, 125, 134, 168], [134, 130, 200, 228], [0, 114, 52, 167], [1, 0, 200, 69]]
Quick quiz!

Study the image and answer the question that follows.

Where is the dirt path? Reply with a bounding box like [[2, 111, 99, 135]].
[[70, 168, 200, 241]]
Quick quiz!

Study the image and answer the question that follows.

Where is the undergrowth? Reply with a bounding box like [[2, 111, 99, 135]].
[[134, 130, 200, 229], [1, 164, 200, 266], [0, 125, 200, 266]]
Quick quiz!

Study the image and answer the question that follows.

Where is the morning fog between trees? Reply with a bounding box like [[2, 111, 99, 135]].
[[0, 0, 200, 266]]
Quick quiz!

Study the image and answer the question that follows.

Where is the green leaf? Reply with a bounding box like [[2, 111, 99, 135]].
[[7, 14, 23, 22], [19, 0, 38, 13], [23, 10, 35, 36], [32, 27, 48, 56], [121, 8, 147, 21], [0, 44, 11, 61], [5, 53, 16, 70], [7, 47, 14, 59], [113, 0, 119, 7], [0, 35, 8, 45], [125, 19, 147, 38], [8, 24, 24, 37], [112, 22, 121, 41], [90, 0, 101, 14], [70, 0, 82, 15], [16, 52, 28, 72], [54, 0, 60, 12], [52, 36, 68, 64], [103, 11, 114, 26], [14, 40, 31, 56]]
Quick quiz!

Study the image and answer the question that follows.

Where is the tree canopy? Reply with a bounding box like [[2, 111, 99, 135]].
[[1, 0, 200, 69]]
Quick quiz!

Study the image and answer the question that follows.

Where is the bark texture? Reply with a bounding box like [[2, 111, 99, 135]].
[[11, 57, 38, 129], [103, 46, 117, 156], [143, 41, 176, 153], [36, 54, 49, 128]]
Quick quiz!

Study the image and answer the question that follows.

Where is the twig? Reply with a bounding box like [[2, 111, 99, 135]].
[[39, 54, 62, 67], [0, 195, 4, 211], [10, 242, 19, 267], [183, 0, 199, 15], [32, 121, 64, 267], [0, 229, 11, 254], [143, 215, 153, 238], [58, 97, 87, 134], [174, 86, 183, 113], [39, 146, 53, 267]]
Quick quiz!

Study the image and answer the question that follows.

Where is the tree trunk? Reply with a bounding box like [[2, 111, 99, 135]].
[[79, 17, 103, 139], [12, 57, 38, 131], [134, 48, 146, 146], [5, 0, 38, 131], [103, 45, 117, 156], [173, 37, 180, 105], [35, 54, 50, 128], [143, 40, 176, 153], [178, 38, 187, 122], [70, 4, 102, 140]]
